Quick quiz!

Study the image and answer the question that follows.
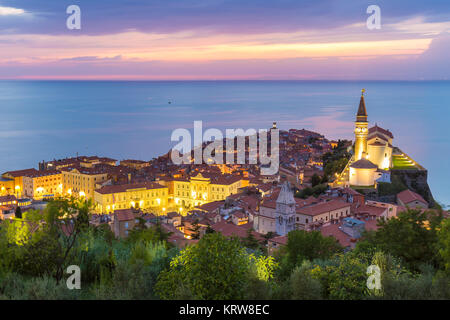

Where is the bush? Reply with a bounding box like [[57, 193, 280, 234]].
[[289, 262, 323, 300], [0, 273, 79, 300], [155, 233, 276, 300]]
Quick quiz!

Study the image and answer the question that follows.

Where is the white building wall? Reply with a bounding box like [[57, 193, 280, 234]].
[[349, 167, 377, 186]]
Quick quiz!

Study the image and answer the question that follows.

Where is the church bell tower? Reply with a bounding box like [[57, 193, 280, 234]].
[[354, 89, 368, 161], [275, 181, 296, 236]]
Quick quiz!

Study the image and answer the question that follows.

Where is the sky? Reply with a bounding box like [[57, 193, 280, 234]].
[[0, 0, 449, 80]]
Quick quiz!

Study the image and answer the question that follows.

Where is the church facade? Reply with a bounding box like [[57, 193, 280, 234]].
[[337, 90, 396, 188]]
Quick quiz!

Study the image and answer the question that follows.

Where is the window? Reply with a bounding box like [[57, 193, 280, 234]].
[[305, 218, 308, 223]]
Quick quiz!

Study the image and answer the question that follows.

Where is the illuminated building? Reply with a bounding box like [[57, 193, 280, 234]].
[[333, 90, 424, 188], [22, 170, 62, 200], [349, 155, 379, 187], [0, 195, 17, 206], [169, 172, 244, 208], [2, 169, 39, 199], [0, 177, 14, 196], [94, 182, 168, 214], [367, 125, 393, 170], [61, 166, 109, 199]]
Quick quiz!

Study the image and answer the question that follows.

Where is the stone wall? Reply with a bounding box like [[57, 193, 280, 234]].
[[391, 169, 435, 206]]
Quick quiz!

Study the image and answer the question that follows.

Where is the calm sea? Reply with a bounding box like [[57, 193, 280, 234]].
[[0, 80, 448, 205]]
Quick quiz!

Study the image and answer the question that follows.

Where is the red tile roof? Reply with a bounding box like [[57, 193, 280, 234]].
[[397, 189, 428, 206], [350, 159, 378, 169], [320, 223, 351, 248], [211, 221, 263, 240], [114, 209, 138, 221], [297, 200, 350, 217], [4, 168, 38, 177], [270, 235, 287, 245], [96, 182, 167, 194], [341, 187, 362, 196], [355, 204, 387, 217], [0, 195, 17, 203], [25, 170, 61, 178], [196, 201, 224, 213], [369, 125, 394, 139], [121, 159, 148, 164]]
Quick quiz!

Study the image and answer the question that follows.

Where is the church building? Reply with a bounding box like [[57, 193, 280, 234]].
[[343, 90, 395, 187]]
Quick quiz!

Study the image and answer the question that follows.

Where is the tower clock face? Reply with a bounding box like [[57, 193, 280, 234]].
[[355, 127, 362, 133]]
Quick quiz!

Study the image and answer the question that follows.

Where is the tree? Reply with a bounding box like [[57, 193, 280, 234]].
[[295, 184, 328, 199], [311, 174, 322, 187], [155, 233, 275, 299], [360, 209, 443, 271], [15, 206, 22, 219], [241, 228, 261, 250], [189, 219, 201, 240], [205, 225, 215, 235], [262, 231, 275, 246], [276, 230, 342, 279], [127, 220, 173, 245], [322, 140, 352, 181], [326, 254, 369, 300], [289, 261, 323, 300], [44, 197, 93, 284], [438, 218, 450, 274]]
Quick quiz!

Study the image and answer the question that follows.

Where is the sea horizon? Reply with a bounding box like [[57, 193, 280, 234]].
[[1, 80, 449, 206]]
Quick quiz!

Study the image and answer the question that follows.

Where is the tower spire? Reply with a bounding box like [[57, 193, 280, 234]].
[[354, 89, 369, 161], [356, 89, 367, 122]]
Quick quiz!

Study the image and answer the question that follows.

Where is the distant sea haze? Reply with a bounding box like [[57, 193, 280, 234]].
[[0, 80, 448, 206]]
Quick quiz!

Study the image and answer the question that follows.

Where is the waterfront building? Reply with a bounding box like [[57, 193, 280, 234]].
[[94, 182, 169, 214], [61, 166, 109, 199], [2, 169, 39, 199], [0, 176, 14, 196], [168, 172, 244, 209], [22, 170, 63, 200]]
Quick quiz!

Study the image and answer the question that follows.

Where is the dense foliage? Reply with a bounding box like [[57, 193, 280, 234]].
[[0, 198, 448, 300], [322, 140, 352, 181]]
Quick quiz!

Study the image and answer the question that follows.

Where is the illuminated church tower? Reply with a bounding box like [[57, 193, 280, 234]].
[[354, 89, 368, 161]]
